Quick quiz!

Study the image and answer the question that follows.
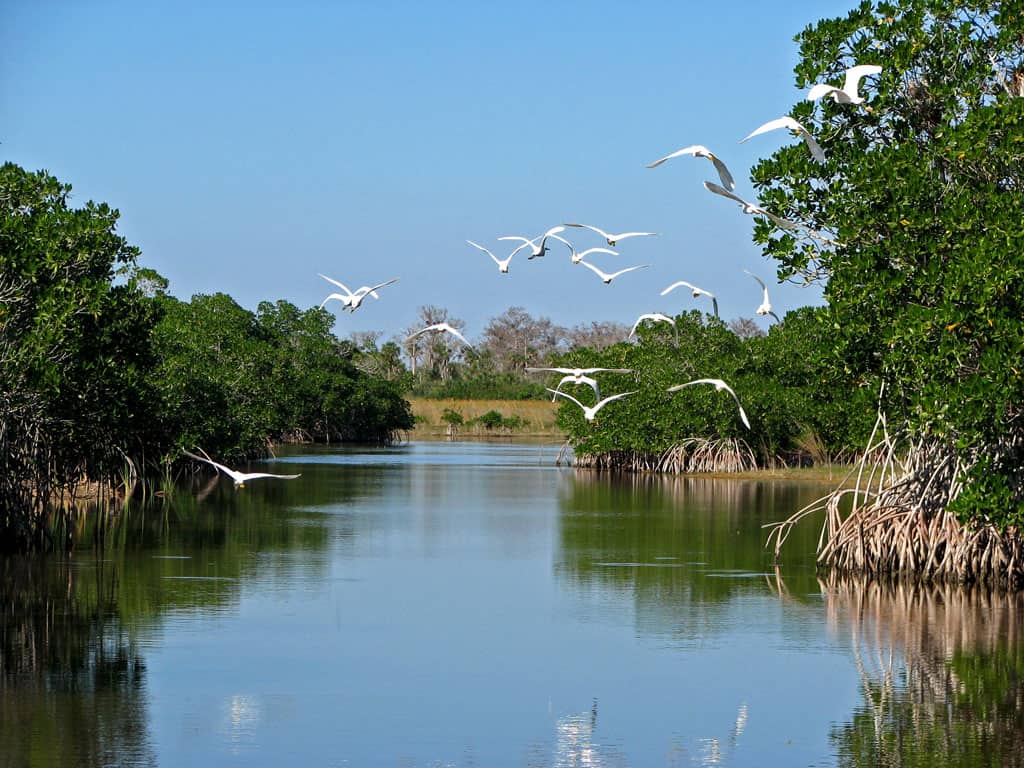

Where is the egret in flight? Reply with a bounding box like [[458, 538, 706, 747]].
[[661, 280, 719, 318], [183, 449, 301, 488], [740, 117, 825, 164], [406, 322, 473, 348], [807, 64, 882, 105], [703, 182, 797, 230], [319, 274, 398, 312], [666, 379, 751, 429], [499, 226, 568, 260], [744, 270, 780, 323], [628, 312, 676, 339], [565, 244, 619, 265], [466, 240, 515, 273], [526, 366, 633, 383], [563, 223, 657, 247], [646, 144, 736, 190], [577, 260, 650, 285], [551, 374, 601, 402], [547, 388, 637, 422]]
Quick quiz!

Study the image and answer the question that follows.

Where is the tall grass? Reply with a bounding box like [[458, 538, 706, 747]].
[[408, 398, 563, 437]]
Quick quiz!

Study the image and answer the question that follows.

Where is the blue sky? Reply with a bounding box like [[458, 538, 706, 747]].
[[2, 0, 857, 344]]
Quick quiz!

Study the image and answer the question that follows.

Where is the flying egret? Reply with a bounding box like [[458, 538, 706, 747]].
[[807, 64, 882, 104], [345, 278, 399, 312], [628, 312, 676, 339], [528, 364, 630, 380], [646, 144, 736, 190], [547, 388, 637, 422], [406, 322, 473, 348], [498, 226, 568, 260], [744, 270, 781, 323], [577, 260, 650, 285], [661, 280, 719, 318], [703, 181, 797, 230], [318, 273, 366, 309], [551, 374, 601, 402], [183, 449, 301, 488], [466, 239, 514, 273], [564, 244, 619, 265], [666, 379, 751, 430], [739, 117, 825, 164], [562, 223, 658, 247], [318, 274, 398, 312]]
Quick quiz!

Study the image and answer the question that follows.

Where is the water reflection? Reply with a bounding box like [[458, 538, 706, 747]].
[[2, 444, 1023, 766], [0, 556, 155, 767], [822, 576, 1024, 767], [556, 469, 825, 642]]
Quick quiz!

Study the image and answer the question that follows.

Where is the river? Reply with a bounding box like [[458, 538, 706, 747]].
[[1, 441, 1021, 766]]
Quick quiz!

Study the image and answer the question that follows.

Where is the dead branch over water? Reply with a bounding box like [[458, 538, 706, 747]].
[[767, 411, 1024, 587]]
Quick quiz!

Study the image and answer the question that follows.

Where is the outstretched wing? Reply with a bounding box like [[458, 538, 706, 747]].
[[466, 239, 501, 266], [563, 223, 610, 240], [843, 64, 882, 97], [590, 390, 637, 416], [318, 273, 354, 296], [239, 471, 302, 481], [608, 264, 650, 280], [645, 144, 702, 168], [183, 448, 234, 479]]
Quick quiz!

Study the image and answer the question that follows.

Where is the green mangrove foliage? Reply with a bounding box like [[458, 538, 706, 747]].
[[550, 308, 874, 470], [0, 162, 412, 551], [0, 163, 162, 548], [753, 0, 1024, 581], [152, 294, 413, 459]]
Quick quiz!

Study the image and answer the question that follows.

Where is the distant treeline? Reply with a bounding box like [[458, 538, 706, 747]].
[[0, 162, 412, 549]]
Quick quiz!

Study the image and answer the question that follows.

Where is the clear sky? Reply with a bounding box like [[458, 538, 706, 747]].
[[2, 0, 858, 345]]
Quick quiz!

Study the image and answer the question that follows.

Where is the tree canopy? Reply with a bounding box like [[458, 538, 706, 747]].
[[749, 0, 1023, 527]]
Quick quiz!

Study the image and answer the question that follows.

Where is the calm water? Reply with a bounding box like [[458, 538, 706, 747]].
[[2, 441, 1022, 767]]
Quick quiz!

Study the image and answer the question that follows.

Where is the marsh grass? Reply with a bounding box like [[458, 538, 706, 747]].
[[408, 398, 563, 437]]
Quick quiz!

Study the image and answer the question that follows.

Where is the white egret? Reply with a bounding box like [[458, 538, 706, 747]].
[[183, 449, 301, 488], [661, 280, 719, 318], [703, 181, 797, 230], [466, 240, 514, 273], [498, 226, 568, 260], [526, 366, 633, 384], [406, 322, 473, 348], [577, 260, 650, 285], [739, 117, 825, 164], [552, 374, 601, 402], [666, 379, 751, 430], [807, 64, 882, 105], [318, 273, 365, 309], [547, 388, 637, 422], [628, 312, 676, 339], [646, 144, 736, 190], [744, 270, 780, 323], [565, 244, 619, 265], [318, 274, 398, 312], [562, 223, 658, 247], [344, 278, 399, 312]]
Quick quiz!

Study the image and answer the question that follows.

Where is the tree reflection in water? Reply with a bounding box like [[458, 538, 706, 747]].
[[0, 556, 154, 767], [820, 575, 1024, 768]]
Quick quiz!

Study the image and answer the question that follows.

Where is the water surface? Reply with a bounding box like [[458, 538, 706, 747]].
[[1, 441, 1021, 766]]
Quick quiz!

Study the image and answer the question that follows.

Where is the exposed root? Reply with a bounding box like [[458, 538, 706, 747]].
[[767, 408, 1024, 587], [569, 437, 757, 474]]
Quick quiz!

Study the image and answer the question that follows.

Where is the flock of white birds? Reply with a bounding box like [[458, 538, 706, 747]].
[[187, 64, 882, 485]]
